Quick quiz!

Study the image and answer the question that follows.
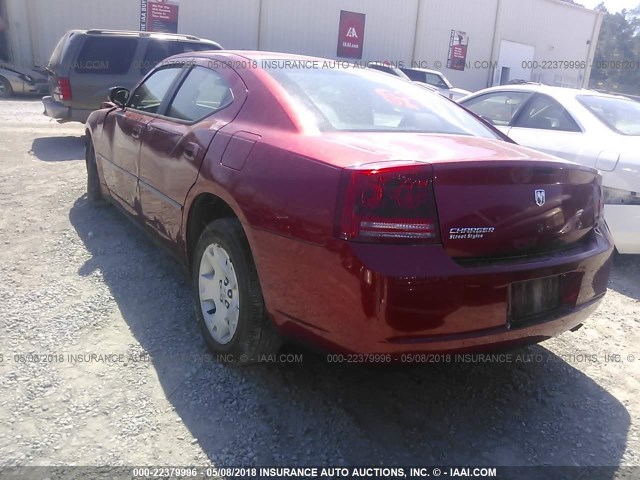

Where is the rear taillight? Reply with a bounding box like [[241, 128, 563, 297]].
[[336, 163, 440, 244], [57, 77, 72, 101]]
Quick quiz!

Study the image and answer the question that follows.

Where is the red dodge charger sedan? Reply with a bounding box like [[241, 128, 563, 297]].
[[85, 51, 613, 363]]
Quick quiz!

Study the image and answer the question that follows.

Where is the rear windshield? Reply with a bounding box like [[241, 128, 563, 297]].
[[75, 37, 138, 75], [403, 69, 452, 89], [266, 65, 498, 137], [577, 95, 640, 136], [48, 34, 69, 70]]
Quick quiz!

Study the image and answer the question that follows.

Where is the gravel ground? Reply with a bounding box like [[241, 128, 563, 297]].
[[0, 99, 639, 473]]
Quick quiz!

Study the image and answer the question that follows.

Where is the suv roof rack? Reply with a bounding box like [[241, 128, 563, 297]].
[[84, 29, 202, 42]]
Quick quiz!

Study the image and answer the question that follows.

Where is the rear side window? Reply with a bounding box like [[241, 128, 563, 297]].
[[166, 66, 233, 122], [462, 91, 533, 126], [424, 72, 449, 88], [577, 94, 640, 136], [74, 37, 137, 74], [402, 69, 425, 82], [513, 94, 581, 132], [141, 40, 219, 75]]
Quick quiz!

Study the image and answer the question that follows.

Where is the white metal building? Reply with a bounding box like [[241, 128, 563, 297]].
[[0, 0, 603, 92]]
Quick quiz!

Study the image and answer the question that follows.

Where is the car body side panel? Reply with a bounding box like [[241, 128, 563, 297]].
[[506, 127, 598, 168], [89, 52, 615, 355], [604, 205, 640, 254], [99, 109, 153, 209], [138, 61, 248, 249]]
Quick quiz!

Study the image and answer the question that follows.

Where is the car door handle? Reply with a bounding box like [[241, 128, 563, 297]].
[[183, 143, 200, 160], [131, 125, 143, 139]]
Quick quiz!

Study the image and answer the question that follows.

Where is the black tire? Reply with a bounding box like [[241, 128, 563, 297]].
[[0, 76, 12, 99], [86, 141, 109, 207], [192, 218, 281, 364]]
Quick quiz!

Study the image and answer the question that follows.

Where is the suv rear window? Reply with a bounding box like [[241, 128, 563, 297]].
[[48, 34, 69, 70], [75, 37, 138, 75]]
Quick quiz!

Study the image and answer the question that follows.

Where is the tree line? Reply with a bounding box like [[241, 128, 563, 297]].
[[588, 2, 640, 95]]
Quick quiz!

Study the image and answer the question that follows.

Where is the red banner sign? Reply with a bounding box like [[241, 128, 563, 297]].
[[337, 10, 366, 59], [140, 0, 180, 34], [447, 30, 469, 71]]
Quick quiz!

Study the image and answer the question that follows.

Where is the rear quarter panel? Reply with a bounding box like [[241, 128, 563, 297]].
[[183, 126, 347, 335]]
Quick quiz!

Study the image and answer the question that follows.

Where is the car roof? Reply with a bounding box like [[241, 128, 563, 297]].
[[466, 83, 628, 102], [205, 50, 323, 61], [401, 67, 441, 75], [68, 29, 218, 44], [184, 50, 369, 65]]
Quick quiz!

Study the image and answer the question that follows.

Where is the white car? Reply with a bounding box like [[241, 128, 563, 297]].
[[400, 67, 471, 101], [460, 85, 640, 254], [366, 63, 443, 94]]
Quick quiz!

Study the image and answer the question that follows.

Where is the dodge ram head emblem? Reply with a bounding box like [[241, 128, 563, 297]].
[[535, 189, 546, 206]]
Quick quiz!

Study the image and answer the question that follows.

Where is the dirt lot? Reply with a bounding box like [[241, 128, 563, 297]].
[[0, 99, 639, 474]]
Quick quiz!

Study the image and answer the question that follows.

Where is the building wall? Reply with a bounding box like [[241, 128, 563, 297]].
[[414, 0, 500, 92], [3, 0, 602, 92], [6, 0, 138, 68], [179, 0, 260, 50], [494, 0, 602, 88], [259, 0, 419, 64]]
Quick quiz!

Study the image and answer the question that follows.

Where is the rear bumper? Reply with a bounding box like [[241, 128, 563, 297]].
[[42, 96, 92, 123], [605, 204, 640, 254], [257, 225, 614, 356]]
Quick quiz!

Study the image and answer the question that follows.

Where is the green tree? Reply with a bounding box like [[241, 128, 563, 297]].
[[590, 2, 640, 95]]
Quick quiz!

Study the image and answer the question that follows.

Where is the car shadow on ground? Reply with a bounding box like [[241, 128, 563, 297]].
[[0, 96, 44, 102], [610, 254, 640, 302], [68, 196, 630, 475], [30, 136, 84, 162]]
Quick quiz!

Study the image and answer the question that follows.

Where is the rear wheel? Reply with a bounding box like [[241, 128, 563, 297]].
[[0, 77, 12, 98], [192, 218, 281, 364]]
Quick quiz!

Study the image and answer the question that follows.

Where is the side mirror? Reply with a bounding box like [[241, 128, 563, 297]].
[[109, 87, 130, 108]]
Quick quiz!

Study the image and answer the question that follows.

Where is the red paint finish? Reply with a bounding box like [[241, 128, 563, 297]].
[[86, 51, 614, 357], [220, 132, 261, 171]]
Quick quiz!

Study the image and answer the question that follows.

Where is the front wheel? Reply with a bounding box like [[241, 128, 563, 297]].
[[86, 141, 109, 207], [0, 77, 12, 98], [192, 218, 281, 364]]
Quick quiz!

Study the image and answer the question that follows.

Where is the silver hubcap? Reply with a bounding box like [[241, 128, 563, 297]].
[[198, 243, 240, 344]]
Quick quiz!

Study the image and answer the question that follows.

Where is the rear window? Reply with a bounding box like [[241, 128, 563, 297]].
[[48, 34, 69, 70], [577, 95, 640, 136], [266, 65, 498, 137], [424, 72, 451, 89], [167, 66, 233, 121], [402, 69, 426, 82], [140, 40, 220, 74], [74, 37, 138, 75]]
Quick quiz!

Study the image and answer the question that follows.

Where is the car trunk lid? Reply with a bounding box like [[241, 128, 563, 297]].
[[432, 160, 601, 259]]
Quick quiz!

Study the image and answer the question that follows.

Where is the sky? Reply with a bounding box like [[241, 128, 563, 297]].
[[578, 0, 639, 12]]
